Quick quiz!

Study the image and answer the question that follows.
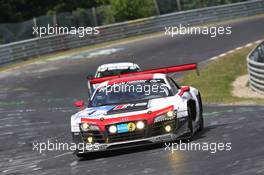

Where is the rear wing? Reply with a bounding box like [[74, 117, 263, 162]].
[[88, 63, 198, 86]]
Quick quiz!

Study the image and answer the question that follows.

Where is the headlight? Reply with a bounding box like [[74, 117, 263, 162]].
[[109, 125, 117, 134], [80, 123, 99, 131], [136, 121, 145, 130], [154, 110, 176, 123], [166, 111, 174, 117], [81, 123, 89, 131], [165, 125, 172, 132], [87, 136, 93, 143]]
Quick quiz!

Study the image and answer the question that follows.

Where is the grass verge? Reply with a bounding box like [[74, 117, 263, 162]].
[[182, 45, 264, 105]]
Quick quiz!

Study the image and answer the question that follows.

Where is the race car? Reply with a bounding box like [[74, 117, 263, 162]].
[[87, 62, 141, 97], [71, 63, 203, 157], [94, 62, 140, 78]]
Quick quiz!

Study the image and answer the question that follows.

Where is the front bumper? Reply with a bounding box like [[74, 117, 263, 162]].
[[73, 117, 190, 154], [76, 133, 179, 153]]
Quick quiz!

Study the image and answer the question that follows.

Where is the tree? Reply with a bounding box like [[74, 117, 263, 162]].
[[0, 0, 105, 23], [110, 0, 156, 22]]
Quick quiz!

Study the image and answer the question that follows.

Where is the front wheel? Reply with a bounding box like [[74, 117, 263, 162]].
[[73, 149, 89, 159]]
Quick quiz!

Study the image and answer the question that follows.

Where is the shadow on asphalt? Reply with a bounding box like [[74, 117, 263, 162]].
[[78, 143, 164, 161], [78, 124, 224, 161], [191, 124, 227, 142]]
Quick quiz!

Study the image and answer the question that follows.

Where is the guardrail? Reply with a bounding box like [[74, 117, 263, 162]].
[[247, 41, 264, 94], [0, 0, 264, 66]]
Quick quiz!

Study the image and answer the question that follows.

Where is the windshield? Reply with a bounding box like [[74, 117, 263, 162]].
[[96, 68, 139, 78], [91, 79, 171, 107]]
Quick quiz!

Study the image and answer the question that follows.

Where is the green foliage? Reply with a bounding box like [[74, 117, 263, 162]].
[[110, 0, 156, 22], [72, 8, 87, 18], [0, 0, 249, 23], [72, 8, 90, 26], [96, 5, 115, 25], [157, 0, 178, 14], [0, 36, 4, 44], [182, 45, 264, 104], [47, 10, 56, 16], [0, 0, 105, 23]]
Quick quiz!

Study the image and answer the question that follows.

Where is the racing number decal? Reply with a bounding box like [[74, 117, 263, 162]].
[[127, 122, 136, 132]]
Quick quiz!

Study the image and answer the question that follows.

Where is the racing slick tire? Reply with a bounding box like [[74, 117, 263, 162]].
[[179, 104, 194, 143], [197, 92, 204, 131], [187, 102, 194, 137], [74, 149, 89, 159]]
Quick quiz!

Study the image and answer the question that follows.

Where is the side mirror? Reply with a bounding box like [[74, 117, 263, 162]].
[[87, 99, 92, 108], [74, 100, 85, 109], [179, 86, 190, 96]]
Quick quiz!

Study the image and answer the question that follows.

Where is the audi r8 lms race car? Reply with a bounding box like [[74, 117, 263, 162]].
[[71, 63, 203, 157], [94, 62, 141, 78], [87, 62, 141, 95]]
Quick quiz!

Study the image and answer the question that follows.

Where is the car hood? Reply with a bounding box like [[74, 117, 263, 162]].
[[74, 97, 177, 120], [76, 101, 148, 119]]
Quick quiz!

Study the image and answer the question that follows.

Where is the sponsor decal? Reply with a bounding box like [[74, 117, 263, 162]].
[[113, 102, 148, 111], [121, 117, 129, 122], [117, 124, 129, 133], [116, 122, 136, 133], [81, 105, 115, 118]]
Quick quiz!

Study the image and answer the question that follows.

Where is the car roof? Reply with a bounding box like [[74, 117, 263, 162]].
[[97, 62, 140, 71]]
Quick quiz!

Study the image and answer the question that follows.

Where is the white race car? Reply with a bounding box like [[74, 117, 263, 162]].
[[87, 62, 140, 96], [95, 62, 140, 78], [73, 63, 203, 157]]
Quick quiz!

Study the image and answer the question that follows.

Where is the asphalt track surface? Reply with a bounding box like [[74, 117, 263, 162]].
[[0, 16, 264, 175]]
